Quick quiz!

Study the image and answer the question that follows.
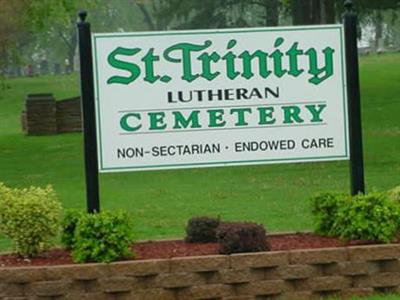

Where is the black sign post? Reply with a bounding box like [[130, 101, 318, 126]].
[[77, 11, 100, 213], [343, 0, 365, 195]]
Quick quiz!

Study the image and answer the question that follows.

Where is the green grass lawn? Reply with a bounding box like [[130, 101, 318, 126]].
[[0, 53, 399, 252], [330, 296, 400, 300]]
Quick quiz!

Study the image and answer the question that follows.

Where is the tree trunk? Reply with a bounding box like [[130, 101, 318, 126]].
[[292, 0, 334, 25], [265, 0, 279, 26], [310, 0, 321, 24], [374, 10, 383, 49], [292, 0, 313, 25], [320, 0, 327, 24], [136, 2, 156, 30], [67, 28, 77, 73], [320, 0, 337, 24], [67, 49, 74, 73]]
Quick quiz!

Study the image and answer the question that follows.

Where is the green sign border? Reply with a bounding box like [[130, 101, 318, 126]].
[[92, 25, 349, 172]]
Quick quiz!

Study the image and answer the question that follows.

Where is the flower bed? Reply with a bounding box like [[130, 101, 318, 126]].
[[1, 233, 400, 299]]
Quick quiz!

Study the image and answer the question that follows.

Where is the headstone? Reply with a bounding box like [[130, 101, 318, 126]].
[[27, 64, 33, 77], [54, 63, 61, 75], [40, 60, 49, 75], [16, 66, 22, 77], [64, 59, 71, 74]]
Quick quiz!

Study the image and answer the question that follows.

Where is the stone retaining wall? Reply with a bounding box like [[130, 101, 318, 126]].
[[22, 94, 82, 135], [1, 244, 400, 299]]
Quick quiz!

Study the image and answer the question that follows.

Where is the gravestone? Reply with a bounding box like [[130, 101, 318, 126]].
[[40, 60, 49, 75], [54, 63, 61, 75]]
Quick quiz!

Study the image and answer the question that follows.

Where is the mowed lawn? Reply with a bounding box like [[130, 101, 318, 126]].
[[331, 296, 400, 300], [0, 54, 399, 251]]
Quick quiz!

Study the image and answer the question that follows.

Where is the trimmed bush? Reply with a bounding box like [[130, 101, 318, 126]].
[[311, 192, 347, 236], [216, 222, 268, 254], [61, 209, 85, 250], [388, 186, 400, 202], [185, 216, 220, 243], [72, 210, 134, 263], [0, 183, 62, 257], [332, 192, 400, 243], [312, 191, 400, 243]]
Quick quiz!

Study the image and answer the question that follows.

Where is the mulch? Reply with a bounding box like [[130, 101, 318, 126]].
[[0, 232, 394, 268]]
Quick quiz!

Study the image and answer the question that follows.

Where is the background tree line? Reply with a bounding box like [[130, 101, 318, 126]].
[[0, 0, 399, 78]]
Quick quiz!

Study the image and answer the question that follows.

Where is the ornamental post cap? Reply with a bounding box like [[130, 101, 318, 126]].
[[344, 0, 353, 11], [78, 10, 87, 22]]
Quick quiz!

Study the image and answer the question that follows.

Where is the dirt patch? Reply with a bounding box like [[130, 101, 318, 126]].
[[0, 232, 393, 267]]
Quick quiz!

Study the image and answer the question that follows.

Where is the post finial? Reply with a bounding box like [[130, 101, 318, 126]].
[[344, 0, 353, 11], [78, 10, 87, 22]]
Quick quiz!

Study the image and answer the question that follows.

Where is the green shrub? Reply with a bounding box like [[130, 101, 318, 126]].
[[311, 192, 348, 236], [216, 222, 268, 254], [0, 183, 62, 257], [61, 209, 85, 250], [72, 210, 134, 263], [185, 216, 220, 243], [332, 192, 400, 243], [387, 186, 400, 202]]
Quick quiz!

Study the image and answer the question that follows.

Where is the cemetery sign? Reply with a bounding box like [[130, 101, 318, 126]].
[[92, 25, 349, 172]]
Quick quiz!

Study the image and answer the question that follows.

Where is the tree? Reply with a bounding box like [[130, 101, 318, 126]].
[[290, 0, 340, 25], [25, 0, 103, 72], [265, 0, 280, 26], [25, 0, 153, 72], [0, 0, 30, 77], [150, 0, 282, 30], [0, 0, 154, 78], [350, 0, 400, 47]]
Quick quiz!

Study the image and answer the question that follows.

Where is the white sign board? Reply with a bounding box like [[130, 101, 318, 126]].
[[92, 25, 349, 172]]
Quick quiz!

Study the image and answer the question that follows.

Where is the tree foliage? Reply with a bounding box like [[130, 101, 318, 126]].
[[25, 0, 102, 72], [151, 0, 281, 29], [1, 0, 399, 77], [0, 0, 30, 76]]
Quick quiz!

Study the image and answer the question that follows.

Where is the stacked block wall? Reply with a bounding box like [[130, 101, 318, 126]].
[[1, 244, 400, 299], [22, 95, 82, 135], [25, 94, 57, 135], [55, 97, 82, 133]]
